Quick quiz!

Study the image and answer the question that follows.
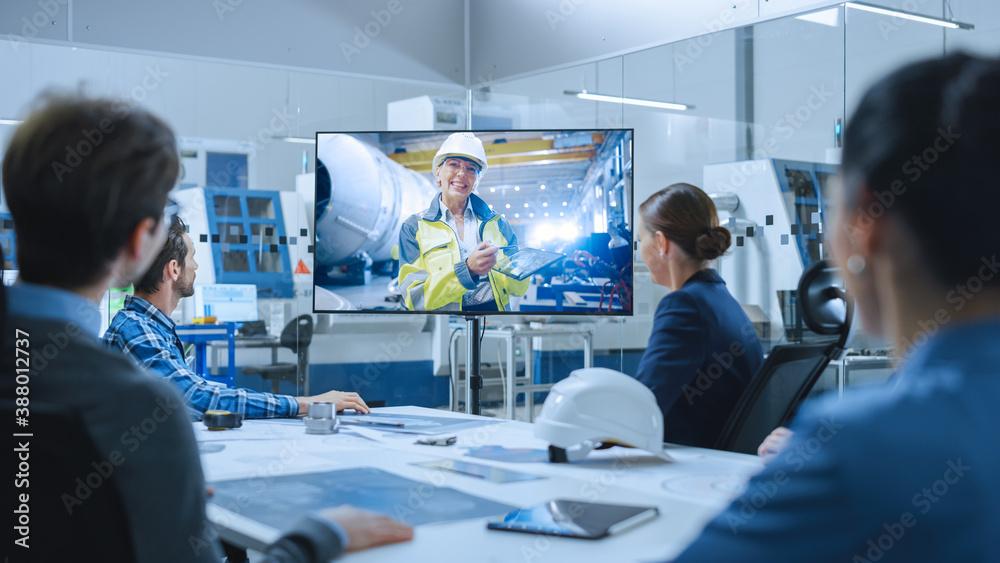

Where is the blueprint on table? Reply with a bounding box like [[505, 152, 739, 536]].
[[208, 467, 516, 527], [337, 412, 498, 435]]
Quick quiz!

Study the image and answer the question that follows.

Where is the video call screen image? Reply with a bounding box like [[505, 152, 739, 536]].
[[313, 129, 633, 316]]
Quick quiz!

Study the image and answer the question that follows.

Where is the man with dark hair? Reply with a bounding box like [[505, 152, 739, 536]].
[[104, 216, 367, 419], [0, 94, 411, 562], [134, 214, 197, 297]]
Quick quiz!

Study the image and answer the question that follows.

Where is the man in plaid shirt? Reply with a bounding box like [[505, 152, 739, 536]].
[[104, 216, 368, 420]]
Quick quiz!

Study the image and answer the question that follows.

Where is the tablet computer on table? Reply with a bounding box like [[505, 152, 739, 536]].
[[492, 248, 565, 281], [487, 499, 659, 539]]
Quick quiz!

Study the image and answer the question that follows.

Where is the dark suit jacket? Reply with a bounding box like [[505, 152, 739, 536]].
[[0, 307, 342, 562], [635, 269, 763, 447], [1, 313, 218, 562]]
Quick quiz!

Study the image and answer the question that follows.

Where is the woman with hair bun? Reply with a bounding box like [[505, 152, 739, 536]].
[[634, 183, 764, 448]]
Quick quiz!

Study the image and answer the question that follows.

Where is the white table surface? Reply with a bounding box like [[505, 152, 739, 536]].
[[197, 406, 763, 563]]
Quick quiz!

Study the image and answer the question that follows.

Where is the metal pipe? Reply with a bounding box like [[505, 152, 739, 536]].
[[710, 192, 740, 213], [464, 316, 482, 415]]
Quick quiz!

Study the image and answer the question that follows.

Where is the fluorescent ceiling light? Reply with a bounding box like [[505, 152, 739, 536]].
[[277, 136, 315, 144], [796, 8, 840, 27], [0, 118, 24, 125], [564, 90, 693, 111], [845, 2, 974, 30]]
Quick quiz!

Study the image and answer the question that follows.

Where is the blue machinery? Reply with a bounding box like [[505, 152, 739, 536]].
[[703, 159, 839, 347], [0, 212, 16, 271], [174, 186, 301, 299], [772, 160, 838, 270]]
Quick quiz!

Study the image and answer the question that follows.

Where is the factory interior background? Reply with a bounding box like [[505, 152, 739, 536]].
[[1, 0, 997, 416]]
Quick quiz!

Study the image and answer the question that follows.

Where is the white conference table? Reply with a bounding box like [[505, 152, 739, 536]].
[[197, 406, 763, 563]]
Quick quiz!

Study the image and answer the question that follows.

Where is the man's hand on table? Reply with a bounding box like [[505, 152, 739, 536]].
[[296, 391, 370, 415], [321, 506, 414, 553]]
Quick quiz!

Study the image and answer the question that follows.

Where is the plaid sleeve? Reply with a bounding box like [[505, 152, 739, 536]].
[[104, 313, 299, 419]]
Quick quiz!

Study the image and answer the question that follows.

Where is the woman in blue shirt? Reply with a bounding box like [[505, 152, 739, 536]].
[[673, 53, 1000, 562], [634, 183, 764, 447]]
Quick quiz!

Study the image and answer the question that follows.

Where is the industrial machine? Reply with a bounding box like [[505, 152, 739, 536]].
[[172, 186, 315, 334], [313, 133, 438, 287], [177, 137, 257, 190], [703, 159, 839, 350]]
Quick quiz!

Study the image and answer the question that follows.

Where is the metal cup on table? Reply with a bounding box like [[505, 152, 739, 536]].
[[304, 401, 338, 435]]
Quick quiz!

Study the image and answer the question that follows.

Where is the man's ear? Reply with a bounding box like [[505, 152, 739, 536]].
[[167, 259, 181, 282]]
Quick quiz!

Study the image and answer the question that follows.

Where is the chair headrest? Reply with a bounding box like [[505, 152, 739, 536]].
[[798, 259, 854, 337]]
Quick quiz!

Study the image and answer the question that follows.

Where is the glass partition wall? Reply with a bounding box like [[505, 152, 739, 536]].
[[0, 1, 993, 413], [472, 1, 993, 397]]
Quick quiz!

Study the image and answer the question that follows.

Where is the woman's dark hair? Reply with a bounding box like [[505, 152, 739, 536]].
[[134, 216, 188, 294], [639, 183, 731, 261], [842, 53, 1000, 288], [2, 93, 178, 289]]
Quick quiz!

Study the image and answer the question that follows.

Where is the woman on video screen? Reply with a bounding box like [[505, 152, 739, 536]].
[[398, 132, 528, 312]]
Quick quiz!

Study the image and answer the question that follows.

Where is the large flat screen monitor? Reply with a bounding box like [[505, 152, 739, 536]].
[[313, 129, 633, 316], [193, 283, 259, 322]]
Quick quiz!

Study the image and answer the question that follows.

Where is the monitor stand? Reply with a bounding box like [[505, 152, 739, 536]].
[[463, 315, 484, 416]]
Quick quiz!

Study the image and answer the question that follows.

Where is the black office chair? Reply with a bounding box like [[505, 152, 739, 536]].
[[714, 260, 854, 455], [2, 399, 137, 561], [241, 315, 314, 395], [238, 320, 268, 337]]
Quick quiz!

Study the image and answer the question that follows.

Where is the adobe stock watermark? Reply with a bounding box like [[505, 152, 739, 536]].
[[58, 389, 184, 515], [23, 300, 102, 376], [674, 0, 754, 72], [369, 423, 510, 523], [6, 0, 68, 54], [340, 0, 412, 64], [712, 83, 835, 192], [726, 417, 844, 532], [347, 315, 425, 393], [895, 252, 1000, 362], [579, 449, 636, 502], [547, 333, 590, 370], [873, 0, 934, 40], [244, 107, 297, 163], [50, 65, 170, 182], [681, 321, 760, 405], [545, 0, 588, 31], [520, 448, 637, 562], [189, 438, 308, 555], [391, 469, 449, 522], [212, 0, 245, 22], [852, 459, 970, 562], [843, 126, 961, 246], [200, 105, 298, 189]]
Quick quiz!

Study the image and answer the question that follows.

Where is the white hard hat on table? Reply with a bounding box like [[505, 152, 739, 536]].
[[534, 368, 674, 463], [432, 132, 488, 174]]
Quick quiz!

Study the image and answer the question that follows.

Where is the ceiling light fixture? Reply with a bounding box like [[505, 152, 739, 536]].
[[844, 2, 974, 29], [564, 90, 693, 111]]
